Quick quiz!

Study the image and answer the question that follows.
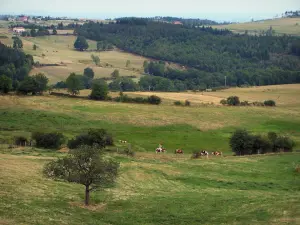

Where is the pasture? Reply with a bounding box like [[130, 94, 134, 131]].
[[1, 84, 300, 152], [213, 18, 300, 36], [0, 150, 299, 225], [0, 26, 147, 84]]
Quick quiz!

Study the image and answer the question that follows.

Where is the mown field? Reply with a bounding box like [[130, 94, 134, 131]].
[[0, 26, 148, 84], [213, 18, 300, 36], [0, 149, 299, 225], [1, 84, 300, 152]]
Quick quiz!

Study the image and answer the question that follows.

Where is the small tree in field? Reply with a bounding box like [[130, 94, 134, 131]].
[[229, 129, 253, 155], [126, 60, 131, 67], [43, 145, 119, 205], [90, 80, 108, 100], [111, 69, 120, 79], [84, 67, 95, 79], [91, 54, 100, 66], [66, 73, 83, 95], [33, 44, 37, 50], [74, 36, 89, 51]]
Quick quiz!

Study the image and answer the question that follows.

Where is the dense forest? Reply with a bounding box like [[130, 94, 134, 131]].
[[75, 19, 300, 89], [0, 42, 34, 88]]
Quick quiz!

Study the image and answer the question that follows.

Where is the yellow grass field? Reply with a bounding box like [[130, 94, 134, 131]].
[[213, 18, 300, 36]]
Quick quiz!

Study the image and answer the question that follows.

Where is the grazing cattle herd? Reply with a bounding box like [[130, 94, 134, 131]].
[[119, 141, 223, 157]]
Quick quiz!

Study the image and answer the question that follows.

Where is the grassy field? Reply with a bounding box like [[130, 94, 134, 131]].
[[1, 84, 300, 152], [213, 18, 300, 36], [0, 150, 299, 225], [0, 26, 148, 84]]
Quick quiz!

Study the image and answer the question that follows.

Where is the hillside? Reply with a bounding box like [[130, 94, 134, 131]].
[[76, 19, 300, 89], [1, 84, 300, 152], [212, 18, 300, 36], [0, 151, 299, 225]]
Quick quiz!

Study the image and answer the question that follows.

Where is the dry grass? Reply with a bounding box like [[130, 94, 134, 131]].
[[213, 18, 300, 36]]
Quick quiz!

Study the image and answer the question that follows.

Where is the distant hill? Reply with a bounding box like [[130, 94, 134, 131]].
[[212, 17, 300, 36]]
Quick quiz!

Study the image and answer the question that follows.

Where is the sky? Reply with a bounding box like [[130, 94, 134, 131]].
[[0, 0, 299, 22]]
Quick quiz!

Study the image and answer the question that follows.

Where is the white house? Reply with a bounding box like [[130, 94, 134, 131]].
[[13, 27, 26, 34]]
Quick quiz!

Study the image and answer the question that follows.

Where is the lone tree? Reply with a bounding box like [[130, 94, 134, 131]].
[[74, 36, 89, 51], [13, 37, 23, 49], [111, 69, 120, 79], [66, 73, 83, 95], [0, 75, 12, 93], [90, 79, 108, 100], [52, 28, 57, 35], [84, 67, 95, 79], [91, 54, 100, 66], [33, 44, 37, 50], [43, 145, 119, 205], [126, 60, 131, 67]]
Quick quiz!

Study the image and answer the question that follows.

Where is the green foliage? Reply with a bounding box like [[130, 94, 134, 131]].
[[43, 145, 119, 205], [291, 40, 300, 56], [17, 77, 39, 95], [274, 136, 295, 152], [230, 129, 254, 155], [13, 37, 23, 49], [32, 132, 65, 149], [91, 54, 100, 65], [126, 60, 131, 67], [31, 73, 49, 94], [220, 99, 227, 105], [52, 28, 57, 35], [83, 67, 94, 79], [67, 129, 114, 149], [111, 69, 120, 79], [264, 100, 276, 107], [74, 36, 89, 51], [227, 96, 240, 106], [66, 73, 83, 95], [53, 81, 67, 89], [14, 136, 28, 146], [174, 101, 183, 106], [30, 28, 37, 37], [0, 75, 12, 93], [33, 44, 37, 50], [90, 80, 108, 100], [109, 77, 138, 91], [96, 40, 113, 51], [148, 95, 162, 105], [76, 21, 300, 88]]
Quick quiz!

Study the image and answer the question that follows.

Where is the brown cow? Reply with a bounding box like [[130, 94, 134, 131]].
[[211, 151, 223, 156], [175, 149, 184, 154]]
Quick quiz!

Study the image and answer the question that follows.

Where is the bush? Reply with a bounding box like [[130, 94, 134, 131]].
[[67, 129, 113, 149], [264, 100, 276, 107], [14, 136, 28, 146], [240, 101, 250, 106], [274, 136, 295, 152], [185, 100, 191, 106], [220, 99, 227, 105], [32, 132, 65, 149], [227, 96, 240, 106], [174, 101, 183, 106], [229, 129, 253, 155], [148, 95, 161, 105], [252, 101, 265, 106]]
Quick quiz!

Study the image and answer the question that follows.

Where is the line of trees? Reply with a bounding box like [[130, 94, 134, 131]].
[[230, 129, 295, 156]]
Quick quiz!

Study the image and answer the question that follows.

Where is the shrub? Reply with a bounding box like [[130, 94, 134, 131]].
[[14, 136, 28, 146], [174, 101, 183, 106], [32, 132, 65, 149], [229, 129, 253, 155], [264, 100, 276, 107], [252, 101, 265, 106], [240, 101, 250, 106], [227, 96, 240, 106], [274, 136, 295, 152], [148, 95, 161, 105], [185, 100, 191, 106], [67, 129, 113, 149], [220, 99, 227, 105]]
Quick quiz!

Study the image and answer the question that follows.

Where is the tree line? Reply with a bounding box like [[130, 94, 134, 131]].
[[74, 19, 300, 89]]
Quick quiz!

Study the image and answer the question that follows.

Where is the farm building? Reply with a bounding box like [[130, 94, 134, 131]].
[[173, 21, 183, 25], [13, 27, 26, 34], [18, 16, 28, 22]]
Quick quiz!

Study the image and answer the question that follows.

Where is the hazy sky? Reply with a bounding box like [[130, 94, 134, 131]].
[[0, 0, 299, 21]]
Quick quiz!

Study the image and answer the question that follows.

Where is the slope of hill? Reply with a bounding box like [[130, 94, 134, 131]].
[[212, 18, 300, 36], [76, 19, 300, 89]]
